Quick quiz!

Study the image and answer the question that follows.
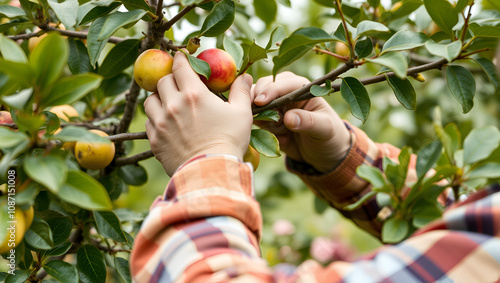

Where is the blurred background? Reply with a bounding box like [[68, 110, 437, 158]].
[[114, 0, 500, 267]]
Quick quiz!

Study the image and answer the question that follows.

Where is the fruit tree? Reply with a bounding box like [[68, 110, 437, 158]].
[[0, 0, 499, 281]]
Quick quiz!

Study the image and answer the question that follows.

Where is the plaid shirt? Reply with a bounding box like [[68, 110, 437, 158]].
[[130, 124, 500, 282]]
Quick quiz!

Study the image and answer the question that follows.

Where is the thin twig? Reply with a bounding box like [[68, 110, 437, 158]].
[[114, 150, 154, 166], [108, 131, 148, 142], [156, 0, 165, 22], [161, 5, 196, 32]]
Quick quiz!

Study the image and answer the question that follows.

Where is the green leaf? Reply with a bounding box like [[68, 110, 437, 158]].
[[0, 34, 27, 63], [474, 57, 499, 90], [471, 25, 500, 38], [383, 0, 423, 21], [381, 30, 427, 54], [446, 65, 476, 113], [386, 75, 416, 110], [266, 25, 286, 50], [313, 196, 329, 214], [343, 191, 377, 211], [115, 257, 132, 283], [278, 27, 333, 56], [412, 201, 442, 228], [310, 80, 333, 97], [99, 39, 141, 78], [0, 5, 26, 18], [250, 129, 281, 157], [44, 260, 79, 283], [120, 0, 153, 12], [354, 20, 389, 40], [80, 2, 122, 25], [356, 165, 387, 188], [24, 155, 67, 193], [424, 0, 458, 39], [58, 171, 113, 211], [97, 10, 147, 41], [272, 44, 313, 77], [416, 140, 442, 179], [48, 0, 78, 28], [455, 0, 470, 13], [382, 217, 409, 243], [98, 173, 126, 201], [24, 216, 54, 250], [463, 126, 500, 165], [223, 37, 243, 69], [424, 40, 461, 62], [30, 32, 68, 89], [0, 59, 34, 87], [199, 0, 235, 37], [45, 215, 73, 246], [340, 77, 371, 123], [354, 37, 373, 58], [312, 0, 335, 7], [77, 245, 106, 283], [94, 211, 128, 243], [254, 110, 280, 122], [248, 41, 268, 63], [87, 17, 108, 67], [41, 73, 103, 107], [52, 126, 110, 143], [468, 163, 500, 179], [4, 270, 30, 283], [0, 127, 29, 148], [68, 38, 91, 74], [254, 0, 277, 27], [42, 242, 72, 258], [186, 54, 211, 80], [117, 164, 148, 186], [367, 52, 408, 79]]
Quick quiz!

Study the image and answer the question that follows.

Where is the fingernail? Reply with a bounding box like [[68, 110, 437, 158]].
[[256, 94, 266, 102], [291, 114, 301, 128]]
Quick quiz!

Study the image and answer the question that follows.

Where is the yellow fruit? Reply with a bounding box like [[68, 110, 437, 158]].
[[335, 42, 350, 57], [50, 105, 79, 122], [390, 1, 403, 12], [0, 208, 27, 254], [54, 128, 76, 152], [133, 49, 174, 92], [243, 145, 260, 171], [75, 129, 115, 170], [413, 73, 426, 82], [23, 206, 34, 230]]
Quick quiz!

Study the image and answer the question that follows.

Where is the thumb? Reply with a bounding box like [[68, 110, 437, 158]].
[[228, 74, 253, 107], [283, 109, 333, 140]]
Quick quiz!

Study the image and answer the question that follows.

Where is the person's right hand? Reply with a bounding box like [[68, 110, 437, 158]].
[[252, 72, 351, 173]]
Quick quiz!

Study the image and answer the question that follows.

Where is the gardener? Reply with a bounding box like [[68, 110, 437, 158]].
[[130, 51, 500, 282]]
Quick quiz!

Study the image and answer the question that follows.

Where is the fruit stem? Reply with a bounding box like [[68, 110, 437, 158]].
[[312, 46, 348, 61]]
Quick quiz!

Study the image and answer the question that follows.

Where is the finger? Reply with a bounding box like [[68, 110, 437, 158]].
[[283, 109, 333, 140], [171, 50, 206, 92], [228, 74, 253, 106], [254, 77, 309, 106], [157, 73, 180, 105], [143, 93, 164, 125]]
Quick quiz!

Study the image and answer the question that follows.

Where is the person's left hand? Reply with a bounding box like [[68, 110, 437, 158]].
[[144, 51, 254, 176]]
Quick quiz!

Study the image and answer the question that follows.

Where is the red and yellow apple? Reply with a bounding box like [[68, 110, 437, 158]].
[[133, 49, 174, 92], [196, 48, 237, 93], [0, 111, 13, 125]]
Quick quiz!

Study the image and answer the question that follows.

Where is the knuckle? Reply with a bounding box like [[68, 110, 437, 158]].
[[182, 89, 200, 104]]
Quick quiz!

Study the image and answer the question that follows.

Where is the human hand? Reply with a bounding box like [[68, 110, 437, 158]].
[[253, 72, 351, 173], [144, 51, 254, 176]]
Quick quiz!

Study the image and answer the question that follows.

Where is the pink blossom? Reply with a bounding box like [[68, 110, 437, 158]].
[[272, 219, 296, 236]]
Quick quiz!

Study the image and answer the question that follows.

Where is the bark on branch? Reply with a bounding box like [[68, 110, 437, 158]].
[[114, 150, 154, 166]]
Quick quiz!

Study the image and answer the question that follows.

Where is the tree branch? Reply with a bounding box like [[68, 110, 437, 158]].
[[156, 0, 165, 22], [252, 62, 354, 114], [161, 5, 196, 32], [8, 27, 125, 44], [114, 150, 154, 166], [108, 131, 148, 142]]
